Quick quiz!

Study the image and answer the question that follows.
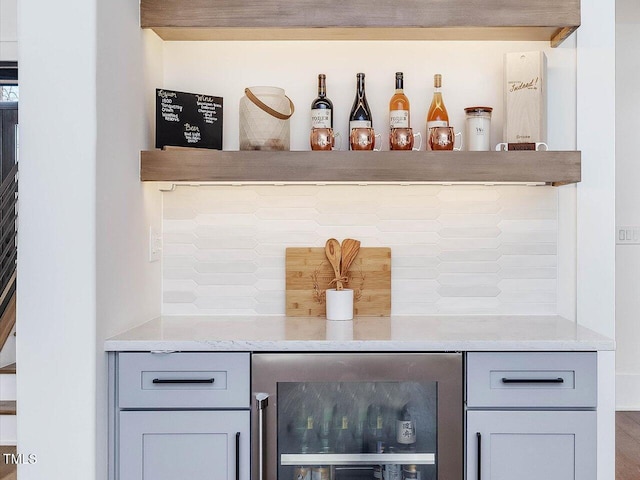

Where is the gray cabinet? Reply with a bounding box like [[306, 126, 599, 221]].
[[119, 410, 250, 480], [466, 410, 596, 480], [114, 353, 251, 480], [466, 352, 597, 480]]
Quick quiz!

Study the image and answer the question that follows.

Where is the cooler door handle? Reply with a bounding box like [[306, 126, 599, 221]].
[[256, 393, 269, 480]]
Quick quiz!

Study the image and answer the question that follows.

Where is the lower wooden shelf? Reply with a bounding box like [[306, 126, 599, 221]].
[[140, 150, 581, 186]]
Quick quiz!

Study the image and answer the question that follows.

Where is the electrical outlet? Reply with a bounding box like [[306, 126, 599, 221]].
[[149, 227, 162, 262], [616, 226, 640, 245]]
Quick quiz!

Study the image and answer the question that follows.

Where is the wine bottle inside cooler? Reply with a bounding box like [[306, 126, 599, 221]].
[[396, 403, 417, 452], [311, 74, 333, 129], [349, 72, 372, 148]]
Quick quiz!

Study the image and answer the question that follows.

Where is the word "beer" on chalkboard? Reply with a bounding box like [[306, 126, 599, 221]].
[[155, 89, 223, 150]]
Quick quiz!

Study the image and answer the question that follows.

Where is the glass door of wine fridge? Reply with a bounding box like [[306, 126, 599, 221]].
[[252, 353, 462, 480]]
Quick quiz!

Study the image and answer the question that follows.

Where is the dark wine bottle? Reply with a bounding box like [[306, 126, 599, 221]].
[[349, 73, 372, 143], [311, 74, 333, 129]]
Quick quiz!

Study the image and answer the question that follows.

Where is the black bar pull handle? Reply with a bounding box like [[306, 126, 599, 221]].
[[152, 378, 215, 384], [476, 432, 481, 480], [501, 377, 564, 384], [235, 432, 241, 480]]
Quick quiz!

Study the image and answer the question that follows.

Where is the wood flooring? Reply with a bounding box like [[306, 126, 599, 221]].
[[617, 411, 640, 480], [0, 446, 16, 480]]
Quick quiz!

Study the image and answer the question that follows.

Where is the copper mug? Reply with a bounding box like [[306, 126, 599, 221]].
[[310, 128, 342, 151], [350, 127, 381, 151], [390, 128, 422, 151], [428, 126, 463, 151]]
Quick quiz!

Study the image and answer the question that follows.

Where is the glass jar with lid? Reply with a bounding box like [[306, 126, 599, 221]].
[[464, 106, 493, 151]]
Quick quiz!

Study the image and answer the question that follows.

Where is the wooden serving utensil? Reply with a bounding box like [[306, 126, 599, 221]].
[[340, 238, 361, 281], [325, 238, 343, 290]]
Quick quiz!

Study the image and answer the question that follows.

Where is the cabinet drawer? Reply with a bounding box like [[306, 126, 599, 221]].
[[467, 352, 596, 408], [118, 352, 250, 408]]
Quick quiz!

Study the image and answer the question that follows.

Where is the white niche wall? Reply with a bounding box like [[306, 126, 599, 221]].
[[154, 38, 577, 317]]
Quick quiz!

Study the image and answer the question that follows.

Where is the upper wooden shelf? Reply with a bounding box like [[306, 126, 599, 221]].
[[140, 150, 581, 186], [141, 0, 580, 47]]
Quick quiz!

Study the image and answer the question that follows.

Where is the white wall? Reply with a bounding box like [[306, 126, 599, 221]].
[[17, 0, 97, 478], [0, 0, 17, 61], [18, 1, 163, 480], [616, 0, 640, 410], [95, 1, 163, 479], [576, 1, 617, 478]]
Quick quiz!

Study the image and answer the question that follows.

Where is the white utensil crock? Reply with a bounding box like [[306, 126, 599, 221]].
[[326, 288, 354, 321]]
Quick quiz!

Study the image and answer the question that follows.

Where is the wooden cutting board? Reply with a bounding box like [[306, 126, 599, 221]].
[[286, 247, 391, 317]]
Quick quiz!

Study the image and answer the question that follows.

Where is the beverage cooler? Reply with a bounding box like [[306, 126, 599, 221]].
[[252, 354, 463, 480]]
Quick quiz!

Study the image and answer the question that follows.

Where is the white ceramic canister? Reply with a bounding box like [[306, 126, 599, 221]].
[[325, 289, 354, 321], [239, 86, 295, 151], [464, 106, 493, 151]]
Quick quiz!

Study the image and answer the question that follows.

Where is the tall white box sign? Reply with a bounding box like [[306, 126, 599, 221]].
[[504, 52, 547, 144]]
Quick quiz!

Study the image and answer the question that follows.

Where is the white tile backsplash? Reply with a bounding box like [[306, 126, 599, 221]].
[[162, 185, 559, 315]]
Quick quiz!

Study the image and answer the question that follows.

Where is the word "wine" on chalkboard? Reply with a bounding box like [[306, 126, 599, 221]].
[[155, 89, 223, 150]]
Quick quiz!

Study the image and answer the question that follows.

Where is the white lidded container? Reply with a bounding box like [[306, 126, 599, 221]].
[[464, 106, 493, 151], [239, 86, 295, 151]]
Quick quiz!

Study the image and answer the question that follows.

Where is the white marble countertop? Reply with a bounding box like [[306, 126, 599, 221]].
[[104, 315, 614, 352]]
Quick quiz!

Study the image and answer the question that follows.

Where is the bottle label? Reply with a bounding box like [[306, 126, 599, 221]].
[[383, 464, 401, 480], [307, 416, 314, 430], [350, 120, 372, 131], [341, 416, 349, 430], [396, 420, 416, 444], [311, 109, 332, 129], [427, 120, 448, 130], [390, 110, 409, 129]]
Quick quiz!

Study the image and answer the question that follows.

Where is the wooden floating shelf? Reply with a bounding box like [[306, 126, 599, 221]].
[[141, 0, 579, 47], [140, 150, 581, 186]]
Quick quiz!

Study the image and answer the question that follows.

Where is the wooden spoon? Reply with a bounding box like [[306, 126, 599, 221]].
[[340, 238, 361, 282], [325, 238, 343, 290]]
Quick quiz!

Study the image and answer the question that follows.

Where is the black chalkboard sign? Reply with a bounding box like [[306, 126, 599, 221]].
[[155, 89, 223, 150]]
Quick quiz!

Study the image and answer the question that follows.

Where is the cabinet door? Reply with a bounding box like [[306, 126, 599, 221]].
[[119, 410, 250, 480], [466, 410, 595, 480]]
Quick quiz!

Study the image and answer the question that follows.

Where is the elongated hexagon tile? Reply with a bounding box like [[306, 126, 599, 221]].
[[194, 262, 257, 274], [393, 256, 440, 268], [499, 267, 557, 279], [437, 263, 501, 274], [440, 202, 501, 215], [499, 244, 557, 255], [498, 279, 557, 292], [439, 250, 501, 262], [498, 255, 557, 268], [194, 214, 256, 227], [195, 285, 259, 297], [437, 189, 500, 203], [437, 285, 501, 297], [377, 220, 440, 233], [437, 273, 501, 287], [255, 207, 319, 220], [195, 236, 258, 250], [163, 291, 198, 304], [376, 231, 439, 245], [437, 214, 501, 228], [438, 226, 501, 239], [498, 291, 557, 303], [376, 206, 440, 220], [315, 213, 380, 226]]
